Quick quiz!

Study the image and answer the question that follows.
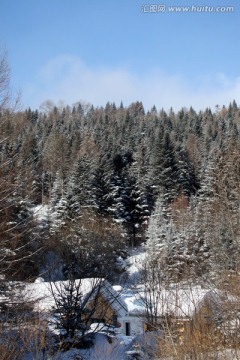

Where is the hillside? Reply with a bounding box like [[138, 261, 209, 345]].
[[0, 100, 240, 359]]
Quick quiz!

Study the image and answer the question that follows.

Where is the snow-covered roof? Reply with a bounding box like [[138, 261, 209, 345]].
[[24, 278, 129, 318], [100, 281, 128, 317], [120, 285, 213, 318], [122, 291, 145, 315], [154, 286, 212, 318], [24, 278, 105, 312], [24, 278, 219, 320]]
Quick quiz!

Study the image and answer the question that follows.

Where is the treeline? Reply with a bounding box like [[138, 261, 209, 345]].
[[0, 99, 240, 281]]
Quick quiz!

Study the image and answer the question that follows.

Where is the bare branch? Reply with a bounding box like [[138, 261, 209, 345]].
[[0, 48, 10, 112]]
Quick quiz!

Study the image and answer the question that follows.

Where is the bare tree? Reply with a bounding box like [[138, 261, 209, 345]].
[[0, 48, 10, 112], [0, 48, 20, 114], [47, 208, 126, 279], [139, 259, 164, 331], [0, 48, 42, 327]]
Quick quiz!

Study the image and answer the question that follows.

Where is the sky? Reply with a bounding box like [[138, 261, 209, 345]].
[[0, 0, 239, 112]]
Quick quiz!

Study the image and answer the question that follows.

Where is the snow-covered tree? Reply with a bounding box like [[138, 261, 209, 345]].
[[151, 130, 181, 204], [49, 278, 105, 345], [145, 195, 177, 277]]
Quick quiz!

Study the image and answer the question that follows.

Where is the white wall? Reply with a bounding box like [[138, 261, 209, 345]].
[[118, 315, 144, 336]]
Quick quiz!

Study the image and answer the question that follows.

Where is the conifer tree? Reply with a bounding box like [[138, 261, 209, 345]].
[[152, 131, 178, 201]]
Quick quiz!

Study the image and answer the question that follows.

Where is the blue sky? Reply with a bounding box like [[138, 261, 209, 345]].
[[1, 0, 239, 111]]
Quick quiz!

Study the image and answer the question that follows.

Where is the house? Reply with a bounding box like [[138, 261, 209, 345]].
[[24, 278, 144, 337], [88, 283, 145, 337], [25, 279, 221, 338], [114, 285, 220, 339], [98, 284, 218, 338]]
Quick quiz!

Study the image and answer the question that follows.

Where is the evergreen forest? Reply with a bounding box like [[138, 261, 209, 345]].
[[1, 98, 240, 283]]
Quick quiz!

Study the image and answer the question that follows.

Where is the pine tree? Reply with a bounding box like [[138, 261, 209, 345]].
[[145, 195, 174, 265], [117, 176, 149, 246], [71, 156, 96, 208], [92, 158, 115, 216], [152, 131, 178, 201], [176, 145, 199, 197], [50, 172, 68, 232]]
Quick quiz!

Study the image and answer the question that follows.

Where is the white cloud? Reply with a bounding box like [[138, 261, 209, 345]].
[[23, 54, 240, 111]]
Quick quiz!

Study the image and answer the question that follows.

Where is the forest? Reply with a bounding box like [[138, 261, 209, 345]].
[[1, 97, 239, 280], [0, 50, 240, 358]]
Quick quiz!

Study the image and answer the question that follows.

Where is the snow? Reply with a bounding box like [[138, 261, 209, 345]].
[[9, 276, 240, 359], [32, 204, 50, 222], [121, 290, 145, 315], [45, 333, 135, 360], [154, 286, 210, 317], [113, 285, 123, 293], [14, 245, 240, 359], [24, 278, 103, 312], [126, 248, 146, 276], [118, 284, 212, 318]]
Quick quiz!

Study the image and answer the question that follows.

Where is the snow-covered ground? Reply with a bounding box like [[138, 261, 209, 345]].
[[126, 248, 146, 276], [123, 247, 146, 285]]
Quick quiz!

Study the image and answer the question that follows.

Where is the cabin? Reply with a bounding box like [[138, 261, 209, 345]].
[[25, 278, 145, 336], [85, 283, 145, 336], [26, 279, 224, 339]]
